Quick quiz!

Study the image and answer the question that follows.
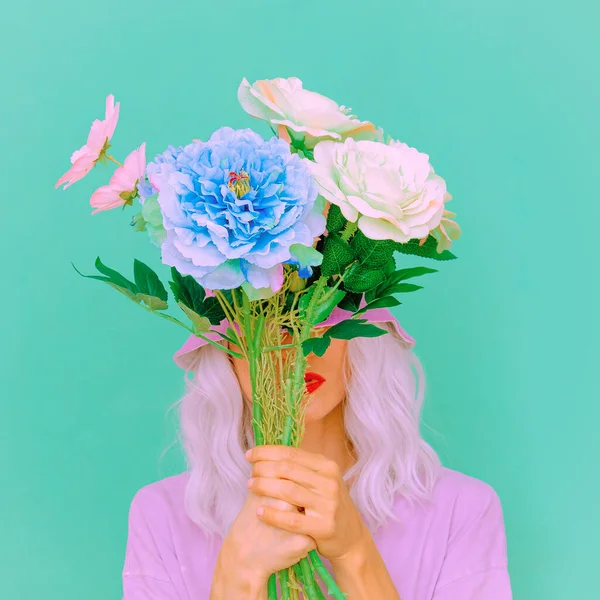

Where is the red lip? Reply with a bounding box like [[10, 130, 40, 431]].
[[304, 371, 326, 394]]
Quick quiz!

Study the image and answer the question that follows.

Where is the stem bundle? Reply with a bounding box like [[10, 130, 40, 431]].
[[214, 275, 347, 599]]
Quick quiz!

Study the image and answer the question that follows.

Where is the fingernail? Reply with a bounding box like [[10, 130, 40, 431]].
[[257, 507, 264, 516], [247, 478, 254, 488], [245, 449, 252, 460]]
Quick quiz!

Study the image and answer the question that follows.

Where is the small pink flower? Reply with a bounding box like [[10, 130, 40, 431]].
[[55, 94, 120, 190], [90, 143, 146, 215]]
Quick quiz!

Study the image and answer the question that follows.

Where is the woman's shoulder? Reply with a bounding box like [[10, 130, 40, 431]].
[[417, 466, 507, 543], [433, 466, 503, 506], [389, 466, 506, 534], [127, 471, 191, 523]]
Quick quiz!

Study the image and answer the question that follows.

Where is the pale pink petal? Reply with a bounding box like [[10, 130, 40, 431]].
[[103, 94, 120, 141], [55, 154, 96, 189], [86, 118, 108, 154], [90, 185, 125, 214], [70, 145, 91, 164], [85, 95, 119, 152], [57, 94, 119, 191], [108, 143, 146, 192]]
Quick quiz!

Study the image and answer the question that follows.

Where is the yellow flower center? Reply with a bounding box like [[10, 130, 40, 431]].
[[228, 169, 251, 198]]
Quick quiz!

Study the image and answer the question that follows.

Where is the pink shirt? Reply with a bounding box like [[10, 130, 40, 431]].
[[122, 467, 512, 599]]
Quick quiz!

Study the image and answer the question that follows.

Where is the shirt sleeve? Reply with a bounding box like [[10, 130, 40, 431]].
[[432, 481, 512, 600], [122, 488, 180, 600]]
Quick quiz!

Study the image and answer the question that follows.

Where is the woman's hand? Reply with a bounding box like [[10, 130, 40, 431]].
[[213, 492, 317, 597], [245, 445, 369, 564]]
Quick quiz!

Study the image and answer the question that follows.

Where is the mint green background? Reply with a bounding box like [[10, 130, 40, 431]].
[[1, 1, 598, 598]]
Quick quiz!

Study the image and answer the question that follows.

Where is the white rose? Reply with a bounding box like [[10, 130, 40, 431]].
[[310, 137, 447, 243], [238, 77, 378, 148]]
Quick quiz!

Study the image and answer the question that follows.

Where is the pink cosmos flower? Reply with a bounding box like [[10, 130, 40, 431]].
[[55, 94, 120, 190], [89, 143, 146, 215]]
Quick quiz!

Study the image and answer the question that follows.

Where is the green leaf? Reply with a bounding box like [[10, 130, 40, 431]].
[[133, 259, 168, 302], [338, 291, 363, 313], [105, 282, 139, 302], [320, 234, 355, 277], [387, 266, 438, 285], [327, 318, 389, 340], [395, 236, 456, 261], [202, 296, 227, 325], [325, 203, 347, 234], [354, 296, 401, 316], [312, 288, 346, 325], [298, 285, 316, 321], [220, 326, 242, 347], [72, 261, 140, 304], [350, 230, 397, 268], [177, 302, 212, 333], [141, 195, 167, 247], [302, 335, 332, 357], [343, 263, 386, 293], [130, 211, 147, 232], [386, 283, 423, 294], [286, 127, 315, 158], [94, 257, 138, 294], [135, 293, 168, 311], [169, 268, 206, 314], [371, 266, 436, 300]]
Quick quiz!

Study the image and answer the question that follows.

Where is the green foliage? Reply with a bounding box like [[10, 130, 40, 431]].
[[133, 259, 168, 310], [342, 262, 386, 293], [367, 265, 437, 302], [169, 267, 225, 326], [130, 194, 167, 248], [395, 235, 456, 261], [325, 203, 347, 234], [177, 303, 212, 333], [169, 268, 206, 314], [338, 291, 363, 313], [320, 234, 355, 277], [302, 317, 388, 357], [73, 257, 168, 311], [327, 318, 388, 340], [350, 229, 397, 268], [298, 285, 316, 321], [354, 296, 401, 316], [302, 335, 332, 357], [312, 288, 346, 324], [286, 127, 314, 159]]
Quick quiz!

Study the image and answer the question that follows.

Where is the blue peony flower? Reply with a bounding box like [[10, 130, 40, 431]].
[[143, 127, 325, 299]]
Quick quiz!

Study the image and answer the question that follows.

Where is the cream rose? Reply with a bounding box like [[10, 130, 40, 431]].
[[428, 193, 461, 252], [310, 137, 447, 243], [238, 77, 378, 148]]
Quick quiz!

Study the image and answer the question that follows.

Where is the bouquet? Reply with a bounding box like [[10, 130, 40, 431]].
[[56, 77, 461, 599]]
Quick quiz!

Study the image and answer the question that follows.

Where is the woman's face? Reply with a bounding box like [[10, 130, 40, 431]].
[[228, 327, 348, 424]]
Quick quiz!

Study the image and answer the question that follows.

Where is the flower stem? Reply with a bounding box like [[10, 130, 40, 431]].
[[242, 291, 265, 446], [268, 573, 277, 599], [280, 568, 290, 600], [136, 302, 244, 359], [105, 153, 123, 168], [309, 553, 347, 600], [307, 557, 327, 600], [299, 557, 320, 600], [262, 343, 296, 352], [278, 275, 348, 599]]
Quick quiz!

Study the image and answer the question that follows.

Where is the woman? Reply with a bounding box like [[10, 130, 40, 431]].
[[122, 306, 512, 599]]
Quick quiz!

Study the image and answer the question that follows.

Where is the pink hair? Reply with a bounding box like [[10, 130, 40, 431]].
[[169, 322, 441, 546]]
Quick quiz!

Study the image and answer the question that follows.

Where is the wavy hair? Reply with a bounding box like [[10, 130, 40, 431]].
[[171, 322, 441, 546]]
